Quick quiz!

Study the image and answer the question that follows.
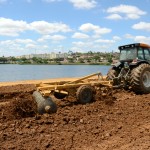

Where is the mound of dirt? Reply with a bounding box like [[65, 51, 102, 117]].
[[0, 84, 150, 150]]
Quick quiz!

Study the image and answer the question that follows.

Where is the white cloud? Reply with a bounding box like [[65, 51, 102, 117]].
[[68, 0, 97, 9], [72, 41, 86, 47], [71, 40, 114, 52], [132, 22, 150, 32], [124, 34, 134, 39], [0, 39, 35, 47], [72, 41, 93, 47], [95, 39, 115, 44], [0, 39, 30, 56], [105, 14, 122, 20], [25, 43, 36, 49], [79, 23, 99, 32], [0, 18, 72, 37], [106, 5, 146, 20], [124, 34, 150, 44], [43, 0, 97, 9], [0, 40, 14, 45], [79, 23, 111, 36], [15, 39, 35, 44], [72, 32, 89, 39], [113, 36, 121, 41], [0, 17, 29, 36], [48, 35, 66, 41], [0, 38, 51, 56], [30, 21, 72, 34], [38, 34, 66, 42], [134, 36, 150, 43], [126, 14, 140, 20]]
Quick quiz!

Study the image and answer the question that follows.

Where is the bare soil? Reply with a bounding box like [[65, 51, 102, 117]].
[[0, 84, 150, 150]]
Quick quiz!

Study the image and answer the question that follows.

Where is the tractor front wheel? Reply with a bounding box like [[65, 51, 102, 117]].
[[131, 63, 150, 94]]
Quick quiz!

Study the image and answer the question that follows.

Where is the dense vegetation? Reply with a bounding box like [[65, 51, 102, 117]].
[[0, 51, 119, 65]]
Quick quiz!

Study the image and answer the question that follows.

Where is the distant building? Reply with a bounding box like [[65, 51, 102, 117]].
[[17, 52, 60, 59]]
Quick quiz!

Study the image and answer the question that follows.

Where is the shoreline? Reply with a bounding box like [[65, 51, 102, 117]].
[[0, 63, 111, 65], [0, 77, 79, 87], [0, 75, 107, 87]]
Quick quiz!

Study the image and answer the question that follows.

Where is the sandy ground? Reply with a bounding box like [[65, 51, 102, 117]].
[[0, 79, 150, 150]]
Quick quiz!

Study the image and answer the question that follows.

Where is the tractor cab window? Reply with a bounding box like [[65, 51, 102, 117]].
[[120, 48, 137, 61], [138, 48, 144, 59], [144, 49, 150, 60]]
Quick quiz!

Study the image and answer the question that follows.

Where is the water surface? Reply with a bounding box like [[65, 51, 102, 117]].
[[0, 64, 111, 82]]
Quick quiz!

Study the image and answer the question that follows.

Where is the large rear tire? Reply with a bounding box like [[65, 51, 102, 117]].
[[106, 67, 118, 80], [131, 63, 150, 94], [107, 67, 120, 86]]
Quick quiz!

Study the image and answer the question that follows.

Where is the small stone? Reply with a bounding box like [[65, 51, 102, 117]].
[[139, 128, 145, 133], [118, 125, 123, 129], [106, 116, 110, 120], [51, 128, 55, 132], [8, 145, 16, 149], [80, 119, 84, 123], [116, 111, 122, 115], [45, 143, 51, 148], [105, 133, 111, 137], [25, 124, 30, 128], [10, 124, 15, 128], [39, 129, 45, 133], [16, 129, 23, 135], [101, 135, 105, 139], [31, 129, 36, 134], [44, 120, 53, 124], [34, 115, 41, 120], [54, 124, 58, 127]]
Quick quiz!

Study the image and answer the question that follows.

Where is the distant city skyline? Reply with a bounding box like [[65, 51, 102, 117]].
[[0, 0, 150, 56]]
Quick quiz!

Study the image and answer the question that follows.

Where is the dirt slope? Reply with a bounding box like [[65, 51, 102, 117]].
[[0, 84, 150, 150]]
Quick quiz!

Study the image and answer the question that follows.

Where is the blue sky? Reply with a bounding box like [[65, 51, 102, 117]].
[[0, 0, 150, 56]]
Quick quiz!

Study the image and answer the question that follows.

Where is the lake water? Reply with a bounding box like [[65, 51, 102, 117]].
[[0, 64, 111, 82]]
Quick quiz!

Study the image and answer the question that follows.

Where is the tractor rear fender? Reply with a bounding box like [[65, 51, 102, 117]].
[[130, 60, 150, 66]]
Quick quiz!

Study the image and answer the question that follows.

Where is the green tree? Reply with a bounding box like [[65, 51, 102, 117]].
[[32, 57, 38, 62], [0, 56, 8, 63], [20, 57, 27, 62], [78, 58, 84, 63], [93, 55, 100, 62], [107, 55, 113, 63], [67, 58, 74, 63]]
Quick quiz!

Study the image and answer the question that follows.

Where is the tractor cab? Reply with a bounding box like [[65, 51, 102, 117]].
[[118, 43, 150, 64]]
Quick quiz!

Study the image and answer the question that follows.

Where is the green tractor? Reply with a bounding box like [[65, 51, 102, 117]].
[[107, 43, 150, 94]]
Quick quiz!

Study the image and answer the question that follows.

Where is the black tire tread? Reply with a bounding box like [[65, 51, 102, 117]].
[[107, 68, 118, 80], [130, 63, 150, 94]]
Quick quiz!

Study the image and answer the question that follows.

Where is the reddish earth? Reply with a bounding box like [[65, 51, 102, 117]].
[[0, 84, 150, 150]]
